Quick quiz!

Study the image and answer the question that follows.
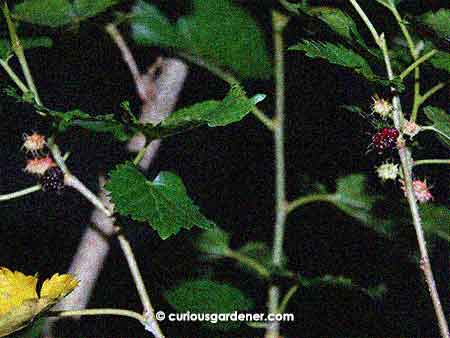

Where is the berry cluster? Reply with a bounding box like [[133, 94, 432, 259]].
[[371, 127, 399, 154], [368, 96, 433, 203], [22, 132, 65, 193]]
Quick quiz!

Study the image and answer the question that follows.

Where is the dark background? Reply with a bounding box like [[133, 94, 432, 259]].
[[0, 0, 449, 337]]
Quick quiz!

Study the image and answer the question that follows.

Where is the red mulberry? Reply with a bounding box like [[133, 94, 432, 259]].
[[371, 128, 399, 154]]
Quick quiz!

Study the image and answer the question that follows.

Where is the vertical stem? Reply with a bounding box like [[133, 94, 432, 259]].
[[266, 11, 288, 338], [117, 234, 165, 338], [389, 4, 422, 121], [350, 2, 449, 337], [3, 3, 42, 106]]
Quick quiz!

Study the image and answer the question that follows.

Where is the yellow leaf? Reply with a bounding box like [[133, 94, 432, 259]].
[[40, 273, 78, 300], [0, 268, 78, 338], [0, 267, 38, 315]]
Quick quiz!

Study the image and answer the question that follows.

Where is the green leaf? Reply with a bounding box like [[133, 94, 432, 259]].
[[424, 106, 450, 147], [13, 0, 118, 27], [421, 204, 450, 242], [14, 0, 75, 27], [131, 1, 184, 48], [289, 40, 403, 89], [131, 0, 271, 79], [0, 36, 52, 60], [73, 0, 119, 19], [429, 50, 450, 74], [165, 279, 254, 330], [46, 108, 135, 141], [308, 7, 366, 48], [297, 274, 387, 299], [139, 85, 265, 140], [420, 9, 450, 40], [106, 163, 214, 239], [194, 227, 231, 257], [164, 86, 264, 127], [330, 174, 394, 237], [0, 39, 12, 60]]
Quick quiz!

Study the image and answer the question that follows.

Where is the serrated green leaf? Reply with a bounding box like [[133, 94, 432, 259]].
[[420, 9, 450, 40], [308, 7, 366, 47], [289, 40, 404, 90], [297, 274, 387, 299], [131, 0, 271, 79], [165, 279, 254, 331], [421, 204, 450, 242], [165, 86, 264, 128], [13, 0, 75, 27], [290, 40, 373, 76], [21, 36, 53, 50], [46, 108, 135, 141], [106, 163, 214, 239], [298, 274, 353, 288], [330, 174, 394, 236], [131, 0, 184, 48], [424, 105, 450, 147], [429, 50, 450, 73], [139, 85, 265, 140], [13, 0, 118, 27], [73, 0, 118, 19], [194, 227, 231, 257]]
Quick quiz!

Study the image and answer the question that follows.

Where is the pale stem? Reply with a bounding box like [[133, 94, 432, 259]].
[[266, 11, 289, 338], [0, 59, 29, 93], [3, 3, 42, 106], [278, 284, 299, 314], [49, 308, 147, 324], [286, 194, 334, 214], [117, 233, 165, 338], [388, 2, 422, 120], [413, 159, 450, 167], [0, 184, 41, 201], [64, 174, 113, 217], [350, 2, 449, 337], [399, 49, 437, 80], [47, 138, 112, 217], [419, 83, 446, 105]]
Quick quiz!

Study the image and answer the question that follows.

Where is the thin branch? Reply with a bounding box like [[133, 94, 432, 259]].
[[413, 159, 450, 167], [117, 233, 164, 338], [49, 308, 147, 324], [399, 49, 437, 80], [286, 193, 334, 214], [266, 11, 289, 338], [419, 83, 446, 105], [3, 3, 42, 106], [350, 2, 449, 337], [0, 59, 29, 93], [0, 184, 41, 202]]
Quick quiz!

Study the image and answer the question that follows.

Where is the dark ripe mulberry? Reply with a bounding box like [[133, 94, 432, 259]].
[[41, 167, 65, 193], [371, 127, 399, 153]]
